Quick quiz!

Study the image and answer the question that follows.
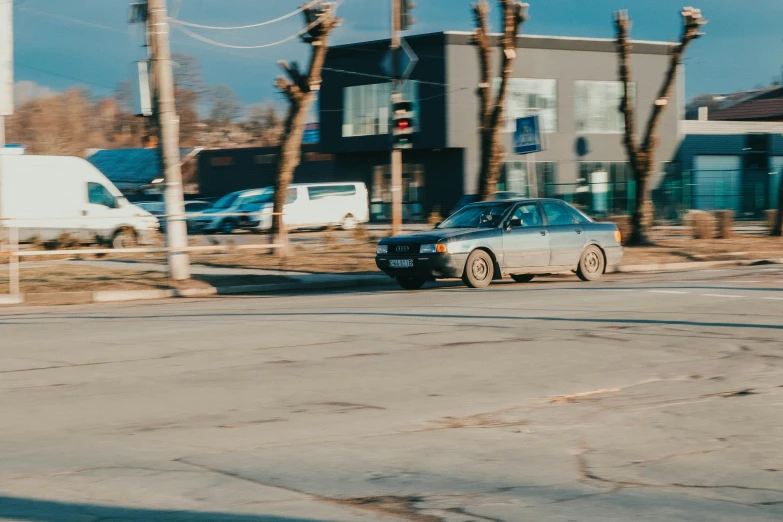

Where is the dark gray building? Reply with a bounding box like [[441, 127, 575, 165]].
[[320, 31, 682, 219]]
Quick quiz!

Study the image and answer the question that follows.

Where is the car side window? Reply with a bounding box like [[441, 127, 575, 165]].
[[510, 204, 543, 227], [564, 204, 591, 224], [542, 201, 576, 226], [87, 182, 116, 208], [286, 188, 298, 204]]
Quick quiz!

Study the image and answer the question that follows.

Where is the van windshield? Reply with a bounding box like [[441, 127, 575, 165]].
[[213, 192, 241, 210]]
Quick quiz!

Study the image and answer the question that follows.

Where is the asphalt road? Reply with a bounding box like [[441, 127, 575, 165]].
[[1, 267, 783, 521]]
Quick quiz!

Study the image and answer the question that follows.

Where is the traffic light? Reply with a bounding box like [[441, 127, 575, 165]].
[[392, 99, 415, 150], [400, 0, 416, 31]]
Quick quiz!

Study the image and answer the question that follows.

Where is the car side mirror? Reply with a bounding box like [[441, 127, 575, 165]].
[[507, 218, 523, 230]]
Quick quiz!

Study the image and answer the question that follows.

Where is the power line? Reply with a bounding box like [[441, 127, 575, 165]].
[[169, 1, 318, 31], [15, 62, 115, 91], [173, 0, 348, 50], [17, 6, 127, 34]]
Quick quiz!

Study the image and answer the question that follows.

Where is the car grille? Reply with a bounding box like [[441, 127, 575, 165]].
[[386, 244, 417, 256]]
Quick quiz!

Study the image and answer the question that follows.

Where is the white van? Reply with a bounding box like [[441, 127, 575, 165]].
[[0, 154, 159, 248], [241, 182, 369, 232]]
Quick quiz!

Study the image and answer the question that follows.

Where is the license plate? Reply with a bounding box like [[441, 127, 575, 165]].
[[389, 259, 414, 269]]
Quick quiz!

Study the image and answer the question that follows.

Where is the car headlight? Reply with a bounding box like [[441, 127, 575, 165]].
[[420, 243, 448, 254], [376, 244, 388, 255]]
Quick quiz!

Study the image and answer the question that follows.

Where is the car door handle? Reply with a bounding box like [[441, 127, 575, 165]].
[[540, 230, 547, 236]]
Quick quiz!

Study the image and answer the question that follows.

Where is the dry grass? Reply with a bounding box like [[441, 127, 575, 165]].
[[0, 264, 293, 294], [715, 210, 734, 239], [685, 211, 716, 239], [622, 235, 783, 265]]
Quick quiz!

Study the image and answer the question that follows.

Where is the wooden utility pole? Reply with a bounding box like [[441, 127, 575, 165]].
[[147, 0, 190, 280], [390, 0, 403, 235]]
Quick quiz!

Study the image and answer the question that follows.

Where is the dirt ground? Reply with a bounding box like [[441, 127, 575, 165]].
[[1, 231, 782, 294], [0, 264, 293, 294]]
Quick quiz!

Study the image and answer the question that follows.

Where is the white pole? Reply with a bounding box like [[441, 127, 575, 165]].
[[9, 226, 19, 296]]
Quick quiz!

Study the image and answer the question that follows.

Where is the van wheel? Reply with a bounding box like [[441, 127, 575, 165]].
[[341, 214, 358, 231], [462, 250, 494, 289], [112, 229, 137, 249]]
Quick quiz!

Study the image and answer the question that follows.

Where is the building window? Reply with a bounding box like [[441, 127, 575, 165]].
[[500, 162, 558, 197], [497, 78, 558, 133], [572, 161, 633, 215], [574, 81, 635, 134], [342, 81, 419, 137]]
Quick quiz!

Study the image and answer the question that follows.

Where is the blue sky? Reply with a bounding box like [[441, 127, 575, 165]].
[[11, 0, 783, 106]]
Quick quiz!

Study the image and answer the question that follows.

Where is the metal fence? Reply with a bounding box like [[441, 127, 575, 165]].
[[0, 210, 284, 298]]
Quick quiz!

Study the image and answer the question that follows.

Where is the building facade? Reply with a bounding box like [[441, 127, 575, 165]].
[[319, 31, 682, 219]]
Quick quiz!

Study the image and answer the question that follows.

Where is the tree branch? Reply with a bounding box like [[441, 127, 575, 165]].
[[614, 10, 639, 169], [490, 1, 528, 131], [641, 7, 706, 152], [472, 0, 492, 127]]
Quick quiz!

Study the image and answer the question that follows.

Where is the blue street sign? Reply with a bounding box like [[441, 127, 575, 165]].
[[514, 116, 542, 155]]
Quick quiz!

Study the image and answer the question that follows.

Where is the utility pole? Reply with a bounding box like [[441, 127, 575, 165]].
[[147, 0, 190, 280], [390, 0, 403, 236], [0, 0, 13, 148]]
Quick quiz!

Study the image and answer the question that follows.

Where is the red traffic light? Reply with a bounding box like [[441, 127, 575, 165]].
[[397, 119, 411, 130]]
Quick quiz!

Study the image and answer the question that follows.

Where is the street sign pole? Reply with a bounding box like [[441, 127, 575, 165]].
[[390, 0, 402, 236], [0, 0, 14, 148]]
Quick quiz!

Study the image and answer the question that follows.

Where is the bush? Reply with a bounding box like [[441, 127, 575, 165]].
[[608, 215, 631, 244], [428, 207, 443, 227], [714, 210, 734, 239], [685, 210, 715, 239], [351, 225, 370, 243], [766, 209, 779, 234]]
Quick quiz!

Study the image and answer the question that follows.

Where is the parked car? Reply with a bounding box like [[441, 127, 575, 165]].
[[375, 198, 623, 290], [136, 200, 212, 234], [195, 188, 272, 234], [450, 191, 524, 215], [241, 182, 370, 232], [0, 154, 159, 248]]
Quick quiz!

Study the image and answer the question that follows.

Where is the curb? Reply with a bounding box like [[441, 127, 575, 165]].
[[2, 276, 396, 307], [609, 258, 783, 274], [3, 258, 782, 307]]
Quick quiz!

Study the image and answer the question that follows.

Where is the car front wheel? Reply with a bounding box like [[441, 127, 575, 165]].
[[219, 220, 236, 234], [463, 250, 494, 288], [511, 274, 535, 283], [577, 245, 605, 282], [396, 276, 426, 290]]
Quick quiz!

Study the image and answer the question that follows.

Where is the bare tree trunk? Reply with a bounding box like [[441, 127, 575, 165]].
[[271, 4, 340, 252], [473, 0, 528, 202], [615, 8, 706, 246], [773, 167, 783, 236]]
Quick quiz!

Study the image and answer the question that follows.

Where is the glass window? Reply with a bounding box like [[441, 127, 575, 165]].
[[510, 203, 543, 227], [213, 192, 241, 210], [563, 202, 592, 223], [542, 201, 575, 226], [286, 188, 298, 204], [440, 203, 512, 229], [308, 185, 357, 200], [88, 182, 116, 208], [342, 81, 419, 137], [496, 78, 558, 133], [575, 80, 635, 134]]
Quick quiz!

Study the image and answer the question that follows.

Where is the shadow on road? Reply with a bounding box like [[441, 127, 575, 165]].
[[0, 495, 329, 522]]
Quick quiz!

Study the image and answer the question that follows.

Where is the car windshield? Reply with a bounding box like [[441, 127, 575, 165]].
[[212, 192, 241, 210], [439, 203, 512, 229]]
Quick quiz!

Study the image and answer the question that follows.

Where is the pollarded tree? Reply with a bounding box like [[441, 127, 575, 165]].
[[615, 7, 706, 245], [473, 0, 529, 201], [272, 2, 340, 246]]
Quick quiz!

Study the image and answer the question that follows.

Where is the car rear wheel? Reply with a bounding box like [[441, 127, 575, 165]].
[[341, 214, 358, 231], [463, 250, 494, 288], [577, 245, 605, 282], [396, 276, 426, 290], [511, 274, 535, 283]]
